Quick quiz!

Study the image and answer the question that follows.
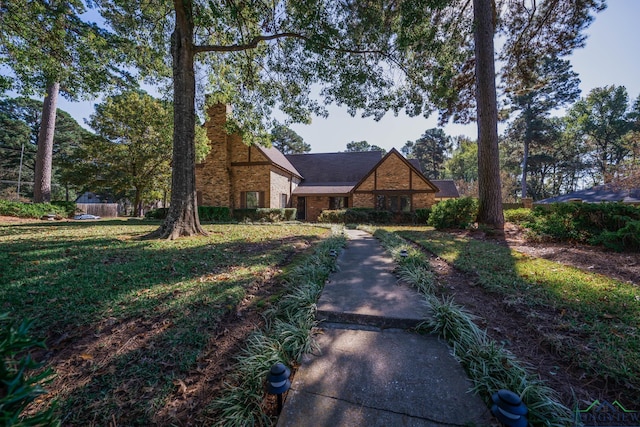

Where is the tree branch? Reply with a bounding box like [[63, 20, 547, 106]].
[[193, 32, 385, 55]]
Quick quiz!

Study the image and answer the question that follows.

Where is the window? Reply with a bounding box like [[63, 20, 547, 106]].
[[280, 194, 288, 208], [376, 194, 411, 212], [329, 197, 347, 210], [245, 191, 260, 208]]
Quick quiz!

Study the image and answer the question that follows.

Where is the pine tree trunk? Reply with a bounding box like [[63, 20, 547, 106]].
[[34, 82, 59, 203], [147, 0, 205, 239], [473, 0, 504, 230]]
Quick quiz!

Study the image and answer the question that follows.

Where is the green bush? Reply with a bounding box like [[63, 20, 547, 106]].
[[428, 197, 478, 229], [232, 208, 292, 222], [344, 209, 369, 224], [50, 201, 78, 217], [0, 314, 58, 426], [283, 208, 297, 221], [525, 203, 640, 247], [0, 200, 67, 219], [504, 208, 534, 224], [415, 208, 431, 224], [591, 220, 640, 252], [144, 207, 168, 219], [317, 210, 346, 223], [198, 206, 231, 222]]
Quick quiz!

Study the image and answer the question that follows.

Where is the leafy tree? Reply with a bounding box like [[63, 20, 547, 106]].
[[97, 1, 400, 239], [0, 1, 133, 202], [505, 57, 580, 198], [345, 140, 385, 153], [386, 0, 604, 229], [0, 97, 91, 200], [444, 136, 478, 182], [402, 128, 451, 179], [567, 85, 636, 182], [270, 124, 310, 154], [79, 91, 173, 217]]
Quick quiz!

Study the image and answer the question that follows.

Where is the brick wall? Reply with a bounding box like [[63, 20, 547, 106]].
[[196, 104, 231, 206]]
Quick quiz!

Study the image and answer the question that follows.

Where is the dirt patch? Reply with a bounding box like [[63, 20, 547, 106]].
[[424, 224, 639, 412]]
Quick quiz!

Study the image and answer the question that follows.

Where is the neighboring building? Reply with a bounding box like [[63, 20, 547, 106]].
[[196, 104, 458, 221], [537, 185, 640, 205]]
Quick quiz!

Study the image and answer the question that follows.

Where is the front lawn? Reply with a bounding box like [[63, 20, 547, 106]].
[[0, 219, 330, 425]]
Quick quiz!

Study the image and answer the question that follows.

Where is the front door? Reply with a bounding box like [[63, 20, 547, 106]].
[[296, 197, 306, 221]]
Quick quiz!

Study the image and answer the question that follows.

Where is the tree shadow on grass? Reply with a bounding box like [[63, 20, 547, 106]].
[[0, 223, 326, 425]]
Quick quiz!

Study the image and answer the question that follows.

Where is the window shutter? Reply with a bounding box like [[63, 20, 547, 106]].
[[259, 191, 265, 208], [240, 192, 246, 208]]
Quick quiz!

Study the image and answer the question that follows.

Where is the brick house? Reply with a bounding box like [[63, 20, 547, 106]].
[[196, 104, 458, 221]]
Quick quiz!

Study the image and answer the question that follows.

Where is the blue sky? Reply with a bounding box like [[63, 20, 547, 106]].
[[46, 1, 640, 153]]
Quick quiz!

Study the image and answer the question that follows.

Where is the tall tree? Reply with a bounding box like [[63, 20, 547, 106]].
[[0, 0, 133, 202], [402, 128, 451, 179], [567, 85, 635, 182], [0, 96, 91, 200], [98, 1, 399, 239], [384, 0, 604, 229], [83, 91, 173, 216], [505, 57, 580, 198], [270, 124, 311, 154], [345, 140, 386, 153], [444, 136, 478, 183]]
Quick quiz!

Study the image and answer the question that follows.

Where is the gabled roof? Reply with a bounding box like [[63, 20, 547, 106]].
[[537, 185, 640, 204], [286, 151, 384, 185], [353, 148, 439, 192], [431, 180, 460, 198], [257, 145, 303, 178]]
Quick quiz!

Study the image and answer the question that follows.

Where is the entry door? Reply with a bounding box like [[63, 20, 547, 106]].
[[296, 197, 306, 221]]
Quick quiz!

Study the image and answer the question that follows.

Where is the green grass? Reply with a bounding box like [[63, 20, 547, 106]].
[[391, 227, 640, 394], [0, 219, 330, 425]]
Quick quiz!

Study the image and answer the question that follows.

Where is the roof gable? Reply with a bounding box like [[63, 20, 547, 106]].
[[353, 148, 439, 192], [257, 145, 303, 178]]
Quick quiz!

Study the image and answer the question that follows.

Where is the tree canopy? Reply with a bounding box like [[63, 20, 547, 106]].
[[74, 91, 174, 216], [270, 125, 310, 154], [402, 128, 452, 179], [345, 140, 386, 153]]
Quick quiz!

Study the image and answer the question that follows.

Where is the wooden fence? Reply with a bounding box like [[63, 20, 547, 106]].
[[76, 203, 119, 218]]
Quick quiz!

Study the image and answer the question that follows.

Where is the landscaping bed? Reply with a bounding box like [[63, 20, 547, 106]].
[[392, 225, 640, 413]]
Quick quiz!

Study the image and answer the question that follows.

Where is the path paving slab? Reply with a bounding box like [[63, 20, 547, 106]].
[[277, 229, 496, 427]]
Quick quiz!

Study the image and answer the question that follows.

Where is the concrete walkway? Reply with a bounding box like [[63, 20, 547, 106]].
[[277, 229, 495, 427]]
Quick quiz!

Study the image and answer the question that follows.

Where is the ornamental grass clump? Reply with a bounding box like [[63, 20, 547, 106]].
[[371, 227, 573, 426], [210, 231, 346, 426]]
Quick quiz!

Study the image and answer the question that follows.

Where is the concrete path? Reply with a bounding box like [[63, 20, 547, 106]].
[[277, 229, 495, 427]]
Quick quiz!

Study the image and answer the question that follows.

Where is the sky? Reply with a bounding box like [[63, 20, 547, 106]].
[[41, 1, 640, 154]]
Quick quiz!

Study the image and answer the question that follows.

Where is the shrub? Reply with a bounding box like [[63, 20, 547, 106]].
[[232, 208, 291, 222], [591, 220, 640, 252], [504, 208, 534, 224], [283, 208, 297, 221], [50, 201, 78, 217], [525, 202, 640, 246], [415, 208, 431, 224], [144, 207, 168, 219], [0, 314, 58, 426], [318, 209, 346, 223], [198, 206, 231, 222], [344, 209, 369, 224], [428, 197, 478, 229], [0, 200, 67, 219]]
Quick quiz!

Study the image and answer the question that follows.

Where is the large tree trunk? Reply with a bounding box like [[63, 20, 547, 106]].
[[147, 0, 205, 239], [34, 82, 60, 203], [473, 0, 504, 230]]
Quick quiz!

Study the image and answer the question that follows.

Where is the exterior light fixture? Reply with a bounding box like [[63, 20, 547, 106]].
[[491, 389, 528, 427], [400, 249, 408, 258], [267, 362, 291, 415], [329, 249, 338, 257]]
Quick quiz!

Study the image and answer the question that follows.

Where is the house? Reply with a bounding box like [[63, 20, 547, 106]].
[[196, 104, 458, 221], [537, 185, 640, 205]]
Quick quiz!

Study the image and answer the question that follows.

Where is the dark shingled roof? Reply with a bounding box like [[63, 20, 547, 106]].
[[537, 185, 640, 204], [286, 151, 384, 184], [258, 145, 303, 178], [431, 180, 460, 198]]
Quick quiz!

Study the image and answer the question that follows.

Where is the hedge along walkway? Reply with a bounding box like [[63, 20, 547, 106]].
[[371, 228, 575, 427]]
